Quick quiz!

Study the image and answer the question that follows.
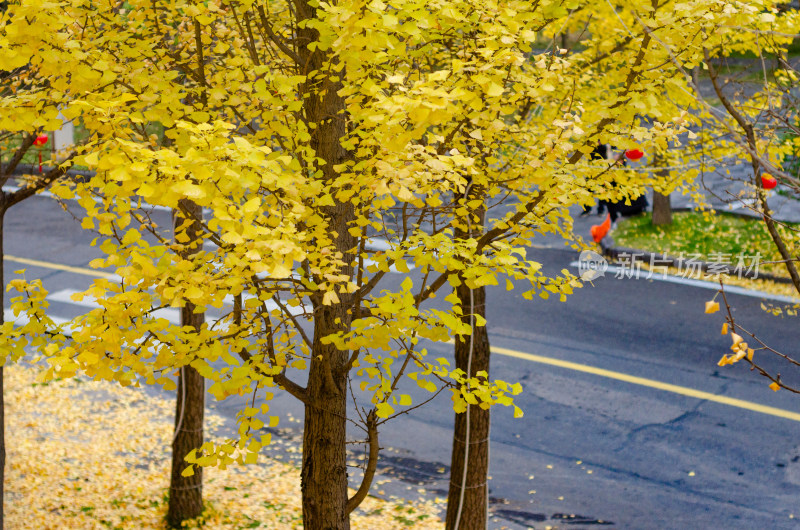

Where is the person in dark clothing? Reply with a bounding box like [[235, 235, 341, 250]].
[[580, 142, 611, 217], [582, 142, 648, 223], [610, 193, 648, 222], [599, 153, 648, 224]]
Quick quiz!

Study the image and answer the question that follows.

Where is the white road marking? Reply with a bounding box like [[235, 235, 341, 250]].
[[203, 237, 413, 272], [221, 293, 307, 317], [2, 184, 174, 213], [5, 184, 417, 275], [366, 238, 393, 252], [3, 309, 72, 330], [4, 286, 309, 339], [47, 288, 182, 325]]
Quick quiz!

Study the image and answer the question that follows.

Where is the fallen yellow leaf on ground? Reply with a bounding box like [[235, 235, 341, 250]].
[[4, 365, 440, 529]]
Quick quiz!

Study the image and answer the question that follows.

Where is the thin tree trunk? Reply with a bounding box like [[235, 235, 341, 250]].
[[167, 199, 205, 528], [0, 203, 6, 530], [446, 201, 491, 530]]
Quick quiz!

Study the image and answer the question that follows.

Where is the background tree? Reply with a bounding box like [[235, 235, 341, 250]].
[[0, 143, 74, 530], [686, 11, 800, 392], [439, 2, 791, 524], [0, 53, 80, 527]]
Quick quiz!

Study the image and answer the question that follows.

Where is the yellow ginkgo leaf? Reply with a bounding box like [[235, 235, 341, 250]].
[[375, 402, 394, 418], [770, 382, 780, 392], [705, 301, 720, 314]]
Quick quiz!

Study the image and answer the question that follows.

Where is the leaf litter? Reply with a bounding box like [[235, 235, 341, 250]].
[[4, 365, 441, 529]]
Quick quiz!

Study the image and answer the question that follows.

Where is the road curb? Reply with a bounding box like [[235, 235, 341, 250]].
[[6, 163, 95, 181]]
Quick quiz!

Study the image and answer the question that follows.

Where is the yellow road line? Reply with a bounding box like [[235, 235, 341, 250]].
[[6, 254, 798, 422], [5, 255, 117, 279], [492, 345, 800, 423]]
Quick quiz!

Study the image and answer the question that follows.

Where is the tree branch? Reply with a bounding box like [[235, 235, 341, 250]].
[[256, 5, 301, 64], [346, 409, 379, 514], [1, 132, 37, 186], [6, 154, 76, 208], [704, 49, 800, 293]]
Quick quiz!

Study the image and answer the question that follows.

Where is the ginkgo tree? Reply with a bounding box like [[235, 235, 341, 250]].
[[0, 51, 84, 528], [690, 11, 800, 394], [0, 0, 786, 528]]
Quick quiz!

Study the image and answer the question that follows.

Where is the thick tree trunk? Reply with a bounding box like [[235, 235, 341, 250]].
[[651, 153, 672, 226], [294, 0, 357, 528], [446, 284, 491, 530], [298, 115, 355, 530], [446, 201, 491, 530], [302, 305, 351, 529], [0, 203, 6, 530], [301, 198, 355, 530], [652, 191, 672, 226], [167, 200, 205, 528]]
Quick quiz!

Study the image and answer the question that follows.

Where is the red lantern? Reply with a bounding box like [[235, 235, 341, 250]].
[[762, 174, 777, 190], [32, 134, 50, 173], [625, 149, 644, 161]]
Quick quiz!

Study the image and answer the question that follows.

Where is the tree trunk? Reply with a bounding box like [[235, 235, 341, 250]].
[[297, 91, 355, 530], [446, 285, 491, 530], [167, 199, 205, 528], [0, 203, 6, 530], [294, 0, 356, 527], [651, 153, 672, 226], [302, 305, 351, 530], [652, 192, 672, 226], [446, 201, 491, 530]]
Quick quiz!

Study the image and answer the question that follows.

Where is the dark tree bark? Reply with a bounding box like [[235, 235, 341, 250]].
[[302, 301, 352, 530], [652, 191, 672, 226], [651, 153, 672, 226], [294, 0, 358, 527], [167, 364, 205, 527], [446, 200, 491, 530], [167, 199, 205, 528]]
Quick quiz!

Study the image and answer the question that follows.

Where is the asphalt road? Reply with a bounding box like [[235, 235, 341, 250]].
[[4, 194, 800, 529]]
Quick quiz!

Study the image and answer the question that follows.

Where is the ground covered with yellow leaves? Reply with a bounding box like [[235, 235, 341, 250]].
[[4, 365, 440, 529]]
